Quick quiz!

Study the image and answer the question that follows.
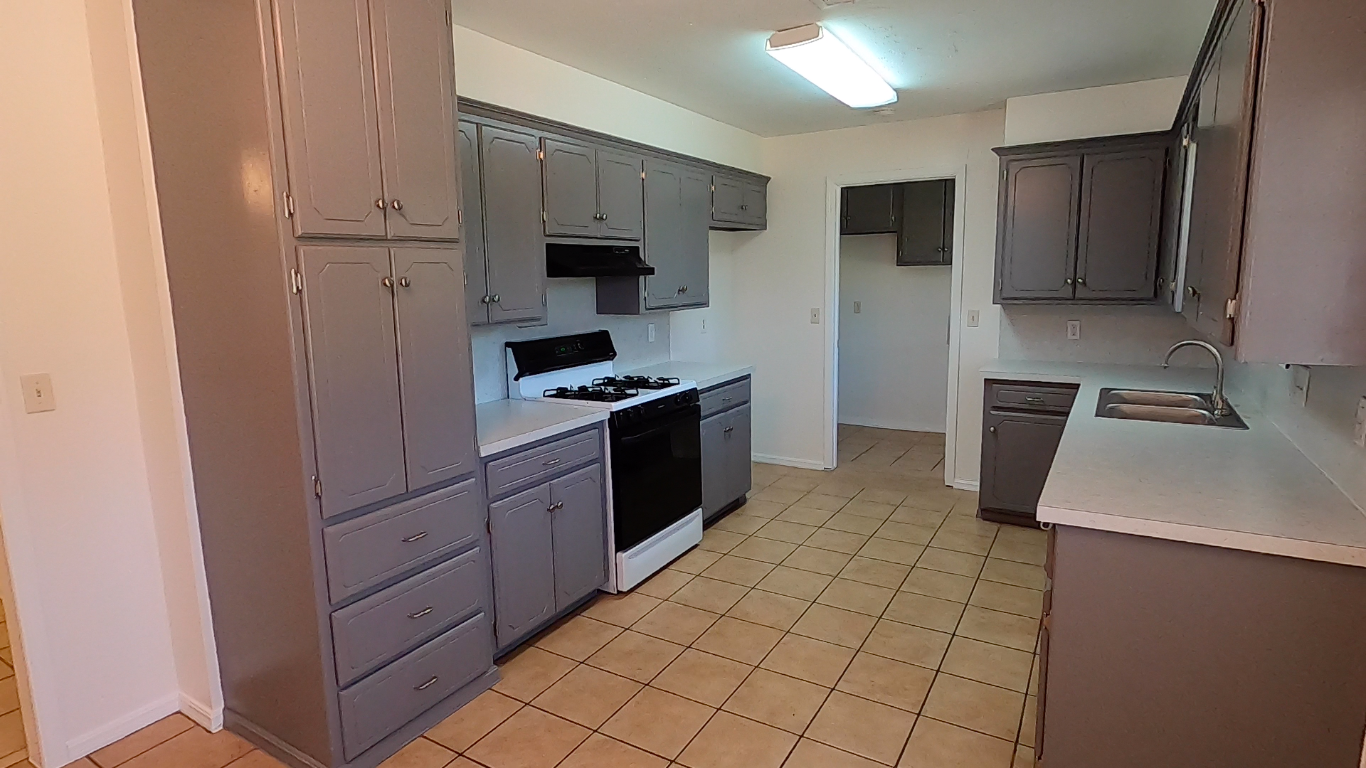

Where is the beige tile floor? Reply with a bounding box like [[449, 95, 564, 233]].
[[72, 426, 1043, 768]]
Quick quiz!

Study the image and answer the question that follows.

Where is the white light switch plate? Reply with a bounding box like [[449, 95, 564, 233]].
[[20, 374, 55, 414], [810, 308, 821, 325], [853, 301, 861, 314], [1354, 396, 1366, 449], [1067, 320, 1081, 341], [647, 323, 656, 343], [966, 310, 980, 328]]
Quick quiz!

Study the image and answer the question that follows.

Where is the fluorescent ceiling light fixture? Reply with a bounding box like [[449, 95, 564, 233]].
[[766, 24, 896, 109]]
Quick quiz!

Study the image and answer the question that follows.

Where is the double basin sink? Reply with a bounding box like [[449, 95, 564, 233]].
[[1096, 388, 1248, 430]]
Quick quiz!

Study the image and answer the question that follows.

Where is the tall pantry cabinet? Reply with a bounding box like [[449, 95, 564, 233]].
[[133, 2, 490, 768]]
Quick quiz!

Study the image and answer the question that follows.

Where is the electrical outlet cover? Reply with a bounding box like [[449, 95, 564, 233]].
[[1067, 320, 1081, 341]]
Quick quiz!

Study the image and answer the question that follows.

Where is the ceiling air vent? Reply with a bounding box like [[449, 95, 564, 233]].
[[811, 0, 857, 8]]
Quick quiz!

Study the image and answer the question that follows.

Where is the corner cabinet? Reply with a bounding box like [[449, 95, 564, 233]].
[[700, 377, 753, 523], [978, 380, 1078, 527], [1168, 0, 1366, 364], [994, 134, 1169, 304], [711, 172, 767, 230], [135, 0, 494, 766], [483, 427, 609, 652]]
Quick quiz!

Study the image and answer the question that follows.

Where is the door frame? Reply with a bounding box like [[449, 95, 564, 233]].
[[823, 164, 969, 487]]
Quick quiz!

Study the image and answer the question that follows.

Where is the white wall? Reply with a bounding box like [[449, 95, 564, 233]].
[[999, 305, 1206, 365], [671, 110, 1006, 479], [837, 236, 952, 433], [0, 1, 189, 764], [1004, 77, 1187, 145]]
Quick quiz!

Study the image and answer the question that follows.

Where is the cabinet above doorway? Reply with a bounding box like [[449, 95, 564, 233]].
[[841, 179, 954, 267]]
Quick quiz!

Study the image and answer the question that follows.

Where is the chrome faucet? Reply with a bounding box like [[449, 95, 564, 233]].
[[1162, 340, 1229, 417]]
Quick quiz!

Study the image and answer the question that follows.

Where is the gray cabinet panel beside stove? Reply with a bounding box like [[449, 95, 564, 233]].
[[700, 375, 753, 523], [484, 424, 609, 653]]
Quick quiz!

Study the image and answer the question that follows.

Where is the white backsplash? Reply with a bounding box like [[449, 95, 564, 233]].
[[998, 304, 1209, 366], [470, 278, 672, 403]]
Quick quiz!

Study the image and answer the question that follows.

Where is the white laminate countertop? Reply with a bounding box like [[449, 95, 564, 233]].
[[475, 399, 608, 458], [623, 360, 754, 391], [982, 359, 1366, 568]]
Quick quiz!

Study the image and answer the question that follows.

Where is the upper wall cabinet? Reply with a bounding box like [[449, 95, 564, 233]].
[[898, 179, 955, 267], [543, 139, 645, 241], [643, 160, 711, 310], [711, 173, 767, 230], [994, 134, 1168, 304], [841, 184, 900, 235], [274, 0, 461, 241]]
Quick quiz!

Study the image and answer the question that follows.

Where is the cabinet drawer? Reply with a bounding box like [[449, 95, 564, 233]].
[[700, 377, 750, 419], [485, 429, 600, 499], [987, 381, 1078, 414], [331, 547, 488, 686], [339, 611, 492, 760], [324, 479, 482, 603]]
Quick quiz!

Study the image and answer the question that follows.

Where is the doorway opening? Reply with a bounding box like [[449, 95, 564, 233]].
[[824, 168, 968, 485]]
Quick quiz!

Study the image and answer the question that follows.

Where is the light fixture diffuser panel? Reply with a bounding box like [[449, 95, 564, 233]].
[[767, 24, 896, 109], [811, 0, 857, 8]]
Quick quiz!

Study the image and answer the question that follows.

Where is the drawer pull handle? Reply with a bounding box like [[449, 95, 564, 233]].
[[722, 397, 733, 402], [543, 458, 562, 467], [723, 426, 734, 434], [408, 607, 434, 619], [1025, 396, 1046, 405], [402, 532, 429, 543], [415, 676, 439, 691]]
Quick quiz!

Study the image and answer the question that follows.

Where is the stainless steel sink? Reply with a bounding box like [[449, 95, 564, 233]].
[[1095, 388, 1248, 430]]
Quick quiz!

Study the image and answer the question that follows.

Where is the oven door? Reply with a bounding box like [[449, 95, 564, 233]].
[[610, 404, 702, 552]]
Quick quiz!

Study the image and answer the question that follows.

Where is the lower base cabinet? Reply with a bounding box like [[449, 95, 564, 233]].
[[486, 427, 608, 651], [979, 380, 1078, 526], [700, 377, 753, 523]]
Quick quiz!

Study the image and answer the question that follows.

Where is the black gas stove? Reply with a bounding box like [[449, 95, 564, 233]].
[[593, 375, 682, 391], [542, 385, 640, 403]]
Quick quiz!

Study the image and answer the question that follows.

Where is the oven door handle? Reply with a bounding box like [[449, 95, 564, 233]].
[[616, 415, 698, 445]]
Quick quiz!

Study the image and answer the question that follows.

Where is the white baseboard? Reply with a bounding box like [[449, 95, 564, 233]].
[[839, 418, 947, 435], [752, 454, 828, 471], [180, 692, 223, 732], [952, 479, 980, 492], [66, 691, 180, 761]]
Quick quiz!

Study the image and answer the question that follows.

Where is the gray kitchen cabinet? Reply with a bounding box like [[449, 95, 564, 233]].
[[542, 139, 599, 237], [994, 135, 1168, 304], [484, 427, 609, 652], [1038, 525, 1366, 768], [369, 0, 461, 241], [995, 156, 1082, 302], [274, 0, 387, 239], [978, 380, 1077, 526], [392, 248, 477, 489], [898, 179, 954, 266], [275, 0, 461, 242], [489, 484, 556, 648], [700, 377, 752, 523], [711, 172, 767, 230], [643, 160, 710, 310], [543, 140, 645, 241], [1075, 148, 1165, 300], [841, 184, 900, 235], [299, 245, 408, 517], [479, 123, 547, 325], [456, 121, 488, 324], [550, 465, 608, 611]]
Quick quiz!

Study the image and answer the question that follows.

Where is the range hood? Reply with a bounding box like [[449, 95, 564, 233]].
[[546, 243, 655, 278]]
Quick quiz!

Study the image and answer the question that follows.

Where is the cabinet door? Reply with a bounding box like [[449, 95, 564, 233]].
[[1075, 149, 1165, 300], [979, 411, 1068, 516], [843, 184, 899, 235], [899, 179, 952, 265], [997, 157, 1082, 301], [724, 404, 753, 505], [393, 247, 477, 490], [299, 246, 407, 517], [712, 175, 745, 223], [700, 414, 728, 518], [550, 464, 607, 611], [644, 161, 686, 309], [678, 168, 712, 307], [597, 150, 645, 240], [481, 125, 547, 324], [457, 121, 489, 324], [741, 182, 767, 227], [489, 484, 555, 648], [1192, 0, 1262, 345], [1183, 66, 1221, 328], [274, 0, 386, 238], [369, 0, 461, 240], [542, 139, 599, 237]]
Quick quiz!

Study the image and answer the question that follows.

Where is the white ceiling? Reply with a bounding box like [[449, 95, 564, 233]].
[[451, 0, 1218, 138]]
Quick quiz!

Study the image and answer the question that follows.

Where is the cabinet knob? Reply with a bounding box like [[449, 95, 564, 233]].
[[1077, 276, 1087, 286], [679, 285, 688, 294], [381, 276, 395, 290], [989, 426, 997, 434], [492, 294, 501, 304], [398, 277, 411, 289], [391, 199, 403, 211], [1187, 285, 1199, 297], [481, 295, 491, 305], [375, 198, 386, 210], [1065, 278, 1074, 286], [723, 426, 734, 434]]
